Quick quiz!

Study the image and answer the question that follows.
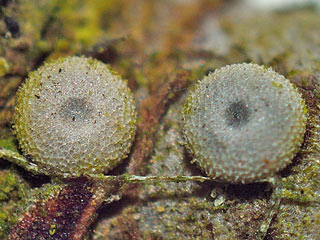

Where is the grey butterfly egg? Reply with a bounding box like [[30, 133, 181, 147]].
[[14, 56, 137, 178], [183, 63, 307, 183]]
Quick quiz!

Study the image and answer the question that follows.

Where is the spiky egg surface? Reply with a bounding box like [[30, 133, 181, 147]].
[[183, 63, 307, 183], [14, 56, 137, 178]]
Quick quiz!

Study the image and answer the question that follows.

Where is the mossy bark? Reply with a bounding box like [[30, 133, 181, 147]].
[[1, 1, 320, 239]]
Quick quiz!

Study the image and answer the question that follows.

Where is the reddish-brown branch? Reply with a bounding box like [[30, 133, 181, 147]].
[[8, 178, 123, 240], [128, 69, 189, 176]]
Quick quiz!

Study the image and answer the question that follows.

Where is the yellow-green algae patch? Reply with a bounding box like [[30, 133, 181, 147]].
[[0, 57, 11, 77], [0, 170, 30, 239], [0, 130, 17, 153], [1, 0, 126, 67]]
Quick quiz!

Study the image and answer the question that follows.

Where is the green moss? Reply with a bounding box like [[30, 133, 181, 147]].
[[0, 139, 17, 153], [0, 170, 30, 239], [0, 173, 16, 201], [0, 128, 18, 152], [54, 0, 122, 49], [272, 81, 283, 88], [0, 57, 11, 77]]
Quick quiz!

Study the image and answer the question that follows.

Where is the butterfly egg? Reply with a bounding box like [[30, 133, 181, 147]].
[[13, 56, 137, 178], [183, 63, 307, 184]]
